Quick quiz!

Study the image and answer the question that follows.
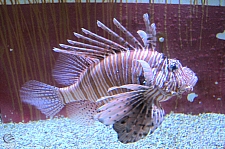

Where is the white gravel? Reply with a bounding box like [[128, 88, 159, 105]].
[[1, 112, 225, 149]]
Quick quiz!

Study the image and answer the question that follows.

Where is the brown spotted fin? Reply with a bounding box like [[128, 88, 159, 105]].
[[95, 84, 165, 144], [66, 100, 100, 125], [113, 104, 164, 144]]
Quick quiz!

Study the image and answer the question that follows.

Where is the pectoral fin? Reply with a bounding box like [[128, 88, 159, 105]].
[[113, 104, 164, 144], [95, 84, 165, 144]]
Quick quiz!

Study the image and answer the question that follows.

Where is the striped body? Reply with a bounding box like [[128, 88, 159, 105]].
[[59, 49, 165, 104], [59, 49, 196, 105]]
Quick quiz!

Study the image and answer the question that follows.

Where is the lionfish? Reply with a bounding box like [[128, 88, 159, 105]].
[[20, 13, 198, 144]]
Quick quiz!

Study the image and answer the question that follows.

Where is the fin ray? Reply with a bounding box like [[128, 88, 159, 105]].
[[66, 100, 99, 125], [82, 28, 126, 51], [20, 80, 64, 117], [97, 20, 135, 50], [95, 84, 165, 143], [113, 103, 164, 144], [52, 54, 95, 86], [73, 32, 115, 53], [113, 18, 143, 49], [143, 13, 157, 49]]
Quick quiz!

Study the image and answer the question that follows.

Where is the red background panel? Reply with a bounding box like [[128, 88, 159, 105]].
[[0, 3, 224, 123]]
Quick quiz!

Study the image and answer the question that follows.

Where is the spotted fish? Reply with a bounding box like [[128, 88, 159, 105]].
[[20, 13, 198, 143]]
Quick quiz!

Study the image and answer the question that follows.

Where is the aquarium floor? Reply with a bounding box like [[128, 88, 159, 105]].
[[0, 113, 225, 149]]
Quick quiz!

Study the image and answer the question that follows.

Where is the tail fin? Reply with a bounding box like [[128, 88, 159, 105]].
[[20, 80, 64, 117]]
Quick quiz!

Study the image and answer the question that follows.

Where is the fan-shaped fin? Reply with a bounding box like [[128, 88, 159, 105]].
[[113, 104, 164, 144], [20, 80, 64, 117], [66, 100, 99, 125], [52, 54, 96, 86], [95, 84, 165, 144]]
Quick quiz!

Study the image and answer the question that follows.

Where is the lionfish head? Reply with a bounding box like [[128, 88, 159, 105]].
[[161, 58, 198, 96]]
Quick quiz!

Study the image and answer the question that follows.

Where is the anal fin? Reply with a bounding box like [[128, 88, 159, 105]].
[[66, 100, 99, 125]]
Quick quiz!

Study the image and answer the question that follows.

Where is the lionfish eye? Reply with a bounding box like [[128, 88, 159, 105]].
[[169, 62, 178, 72]]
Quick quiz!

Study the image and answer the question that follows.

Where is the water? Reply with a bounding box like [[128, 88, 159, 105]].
[[0, 1, 225, 148]]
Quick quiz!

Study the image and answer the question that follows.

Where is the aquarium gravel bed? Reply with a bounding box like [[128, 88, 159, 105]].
[[1, 113, 225, 149]]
